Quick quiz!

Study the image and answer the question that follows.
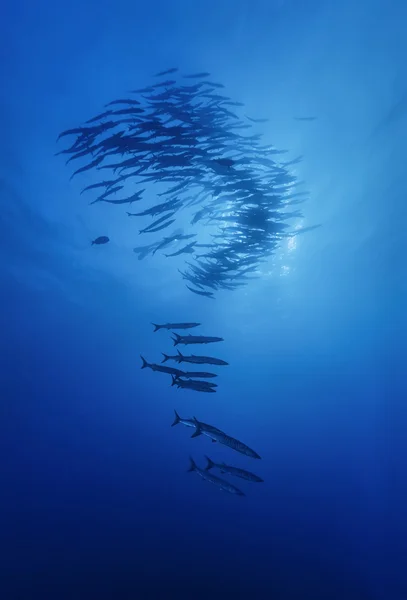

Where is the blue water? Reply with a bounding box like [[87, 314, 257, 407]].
[[1, 0, 406, 598]]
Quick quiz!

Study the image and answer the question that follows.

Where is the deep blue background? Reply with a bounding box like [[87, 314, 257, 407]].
[[1, 0, 406, 598]]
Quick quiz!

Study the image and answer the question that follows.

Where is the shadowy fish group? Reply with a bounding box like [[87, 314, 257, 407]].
[[141, 321, 227, 395], [57, 67, 318, 299]]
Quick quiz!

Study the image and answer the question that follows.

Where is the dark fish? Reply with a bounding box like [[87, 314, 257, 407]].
[[165, 351, 228, 366], [188, 457, 245, 496], [174, 376, 217, 388], [186, 285, 215, 298], [70, 156, 104, 180], [105, 98, 141, 107], [205, 456, 263, 482], [154, 67, 179, 77], [171, 333, 223, 346], [139, 213, 176, 234], [246, 116, 269, 123], [80, 180, 118, 195], [91, 236, 109, 245], [191, 418, 261, 459], [111, 107, 144, 116], [183, 72, 211, 78], [182, 371, 217, 379], [171, 376, 216, 393], [140, 219, 176, 234], [152, 322, 201, 332], [140, 355, 185, 377], [86, 110, 113, 123]]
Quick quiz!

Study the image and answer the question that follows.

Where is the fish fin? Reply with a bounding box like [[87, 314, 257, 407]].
[[161, 353, 170, 363], [151, 322, 160, 332], [140, 355, 149, 369], [204, 456, 215, 471], [211, 439, 216, 443], [191, 423, 202, 438], [187, 456, 196, 472], [171, 410, 180, 427]]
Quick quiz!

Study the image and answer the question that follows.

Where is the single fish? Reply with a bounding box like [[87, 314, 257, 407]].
[[139, 213, 176, 234], [205, 456, 263, 482], [152, 322, 200, 332], [154, 67, 179, 77], [171, 376, 216, 393], [163, 350, 228, 366], [183, 72, 211, 79], [182, 371, 217, 379], [187, 457, 245, 496], [171, 333, 224, 346], [140, 219, 176, 234], [245, 115, 269, 123], [186, 285, 215, 298], [91, 236, 109, 245], [191, 417, 261, 459], [140, 355, 185, 377]]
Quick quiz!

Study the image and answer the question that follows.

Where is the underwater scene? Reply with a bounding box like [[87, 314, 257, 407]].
[[0, 0, 406, 598]]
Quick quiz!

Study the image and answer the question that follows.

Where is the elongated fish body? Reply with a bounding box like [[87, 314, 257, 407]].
[[192, 418, 261, 459], [186, 285, 214, 298], [205, 456, 263, 482], [171, 376, 216, 393], [152, 322, 200, 332], [140, 355, 185, 377], [173, 376, 217, 389], [172, 333, 224, 346], [140, 218, 175, 234], [182, 371, 217, 379], [172, 351, 228, 366], [188, 457, 244, 496], [154, 67, 179, 77]]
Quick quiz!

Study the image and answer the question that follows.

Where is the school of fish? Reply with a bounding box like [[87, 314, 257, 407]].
[[58, 67, 316, 495], [57, 67, 317, 299], [142, 321, 262, 496]]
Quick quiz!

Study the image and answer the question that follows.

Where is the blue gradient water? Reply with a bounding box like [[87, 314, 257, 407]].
[[1, 1, 406, 598]]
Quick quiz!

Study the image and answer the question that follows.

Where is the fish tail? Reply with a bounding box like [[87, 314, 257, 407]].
[[172, 335, 179, 346], [140, 355, 149, 369], [171, 410, 180, 427], [204, 455, 215, 471], [161, 353, 170, 363], [171, 375, 177, 386], [151, 322, 160, 332], [187, 456, 197, 472]]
